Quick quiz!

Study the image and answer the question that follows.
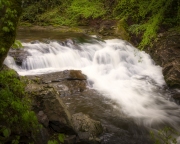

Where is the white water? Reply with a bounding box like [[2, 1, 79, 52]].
[[4, 38, 180, 130]]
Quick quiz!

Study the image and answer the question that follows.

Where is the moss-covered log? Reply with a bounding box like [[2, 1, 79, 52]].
[[0, 0, 22, 68]]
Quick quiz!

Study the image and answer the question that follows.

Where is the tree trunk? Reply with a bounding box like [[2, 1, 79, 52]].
[[0, 0, 22, 68]]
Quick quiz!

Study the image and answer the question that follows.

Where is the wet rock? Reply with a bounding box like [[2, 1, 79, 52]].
[[31, 40, 40, 44], [40, 70, 87, 93], [115, 19, 130, 41], [72, 112, 103, 141], [98, 20, 116, 37], [24, 70, 90, 143], [63, 70, 87, 80], [8, 48, 30, 66], [25, 82, 75, 134], [64, 135, 77, 144], [49, 121, 76, 135], [24, 70, 105, 143], [35, 70, 87, 82], [146, 31, 180, 88], [35, 127, 49, 144], [171, 89, 180, 102], [37, 111, 49, 127], [163, 60, 180, 88]]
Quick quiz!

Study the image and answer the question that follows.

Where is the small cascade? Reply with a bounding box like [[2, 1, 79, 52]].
[[4, 37, 180, 141]]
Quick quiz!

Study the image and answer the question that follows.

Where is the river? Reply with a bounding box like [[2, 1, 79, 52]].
[[4, 29, 180, 144]]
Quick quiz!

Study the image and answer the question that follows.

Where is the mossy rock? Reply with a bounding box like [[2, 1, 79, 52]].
[[115, 19, 130, 41]]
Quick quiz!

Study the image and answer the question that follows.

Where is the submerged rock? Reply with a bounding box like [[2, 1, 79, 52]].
[[8, 48, 30, 66]]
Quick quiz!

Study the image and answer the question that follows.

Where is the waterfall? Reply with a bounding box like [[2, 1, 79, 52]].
[[4, 38, 180, 134]]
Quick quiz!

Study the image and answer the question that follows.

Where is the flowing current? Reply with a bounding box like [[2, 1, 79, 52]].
[[4, 36, 180, 142]]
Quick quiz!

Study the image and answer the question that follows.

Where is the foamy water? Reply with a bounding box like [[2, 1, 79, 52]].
[[4, 38, 180, 131]]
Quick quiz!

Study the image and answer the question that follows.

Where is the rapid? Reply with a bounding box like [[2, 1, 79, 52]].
[[4, 33, 180, 143]]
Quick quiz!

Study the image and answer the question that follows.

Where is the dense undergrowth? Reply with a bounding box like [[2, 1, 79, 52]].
[[0, 67, 38, 143], [21, 0, 180, 48]]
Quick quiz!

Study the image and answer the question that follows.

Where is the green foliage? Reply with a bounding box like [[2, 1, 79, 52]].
[[0, 1, 18, 32], [0, 69, 38, 142], [150, 127, 179, 144], [0, 0, 22, 69], [67, 0, 106, 19], [12, 40, 23, 49], [21, 0, 107, 26], [48, 140, 59, 144], [22, 0, 63, 23], [47, 133, 65, 144], [58, 133, 65, 143], [11, 136, 20, 144], [2, 128, 11, 138], [21, 0, 180, 48], [114, 0, 180, 49], [0, 0, 20, 55]]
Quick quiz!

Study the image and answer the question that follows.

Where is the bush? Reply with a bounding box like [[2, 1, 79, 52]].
[[20, 0, 180, 48], [113, 0, 180, 48], [0, 68, 38, 143]]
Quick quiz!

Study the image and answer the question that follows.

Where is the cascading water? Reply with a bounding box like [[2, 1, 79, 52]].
[[4, 36, 180, 143]]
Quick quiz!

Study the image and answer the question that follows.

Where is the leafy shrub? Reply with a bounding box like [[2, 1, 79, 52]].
[[67, 0, 106, 19], [21, 0, 107, 26], [21, 0, 180, 48], [0, 68, 38, 142], [114, 0, 180, 49]]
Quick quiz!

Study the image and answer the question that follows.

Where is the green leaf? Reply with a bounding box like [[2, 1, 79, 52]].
[[48, 140, 58, 144], [12, 139, 19, 144], [2, 26, 10, 32], [58, 133, 65, 143], [3, 128, 11, 138], [12, 40, 23, 49]]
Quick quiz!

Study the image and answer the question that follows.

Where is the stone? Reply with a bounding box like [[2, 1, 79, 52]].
[[72, 113, 103, 141], [8, 48, 30, 66], [64, 135, 77, 144], [35, 127, 49, 144], [98, 20, 116, 37], [25, 82, 75, 134], [146, 31, 180, 88], [23, 70, 90, 142], [37, 111, 49, 127], [115, 19, 130, 41], [63, 70, 87, 80]]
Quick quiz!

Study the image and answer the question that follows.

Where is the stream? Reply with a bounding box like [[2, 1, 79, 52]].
[[4, 29, 180, 144]]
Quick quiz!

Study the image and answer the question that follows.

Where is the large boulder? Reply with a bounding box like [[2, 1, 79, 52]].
[[25, 82, 76, 135], [24, 70, 89, 143], [25, 70, 87, 133]]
